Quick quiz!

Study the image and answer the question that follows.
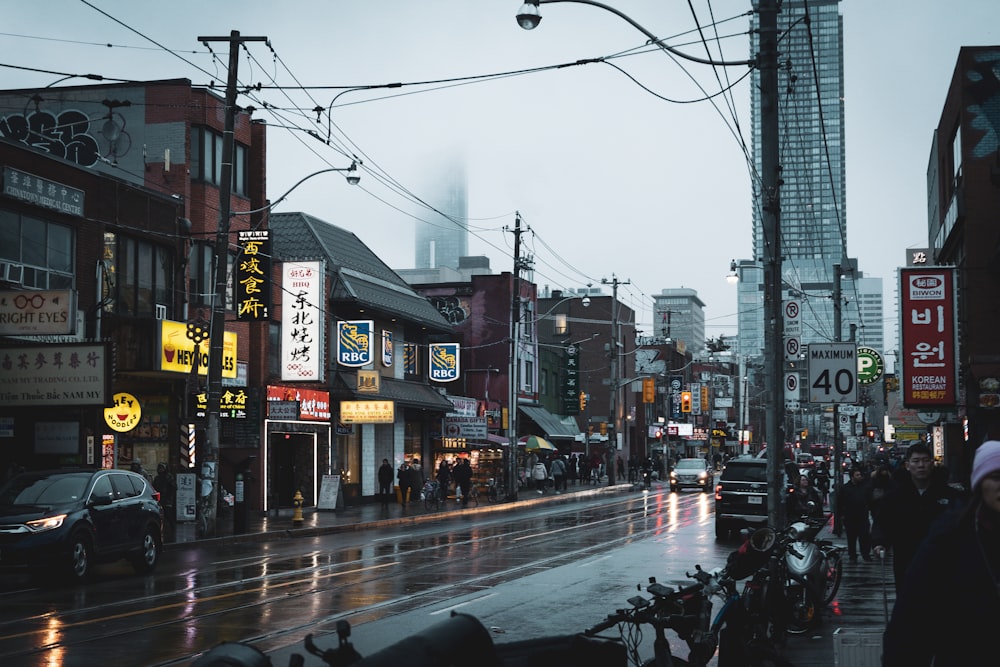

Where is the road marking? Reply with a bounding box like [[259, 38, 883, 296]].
[[429, 592, 498, 615]]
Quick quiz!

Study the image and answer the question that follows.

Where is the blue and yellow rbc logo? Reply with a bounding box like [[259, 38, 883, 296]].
[[338, 320, 374, 367], [429, 343, 460, 383]]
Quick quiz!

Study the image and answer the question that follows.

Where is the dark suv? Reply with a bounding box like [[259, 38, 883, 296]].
[[714, 456, 769, 539], [0, 468, 163, 582]]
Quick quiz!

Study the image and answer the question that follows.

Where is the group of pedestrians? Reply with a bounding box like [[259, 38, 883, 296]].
[[377, 457, 478, 508], [802, 440, 998, 665]]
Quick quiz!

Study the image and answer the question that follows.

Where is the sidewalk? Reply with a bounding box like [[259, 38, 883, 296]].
[[167, 485, 890, 666]]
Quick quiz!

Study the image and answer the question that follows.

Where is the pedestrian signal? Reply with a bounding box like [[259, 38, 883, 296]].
[[642, 377, 655, 403], [579, 391, 588, 411]]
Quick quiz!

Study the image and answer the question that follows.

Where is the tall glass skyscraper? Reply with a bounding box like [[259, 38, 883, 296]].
[[414, 158, 468, 271], [738, 0, 881, 360]]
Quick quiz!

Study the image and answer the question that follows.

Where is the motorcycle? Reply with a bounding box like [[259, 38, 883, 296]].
[[641, 467, 654, 491], [776, 513, 842, 633]]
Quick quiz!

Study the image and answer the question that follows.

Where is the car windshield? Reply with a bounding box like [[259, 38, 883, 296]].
[[0, 473, 90, 507], [676, 460, 705, 469]]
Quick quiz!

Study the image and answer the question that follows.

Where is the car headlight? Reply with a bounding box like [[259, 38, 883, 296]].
[[26, 514, 67, 533], [698, 471, 707, 479], [670, 471, 677, 478]]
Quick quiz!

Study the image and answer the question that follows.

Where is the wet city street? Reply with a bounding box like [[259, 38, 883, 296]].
[[0, 486, 893, 666]]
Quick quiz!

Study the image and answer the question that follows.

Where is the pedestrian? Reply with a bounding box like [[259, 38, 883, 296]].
[[436, 460, 452, 500], [881, 440, 1000, 666], [378, 458, 394, 507], [616, 456, 625, 481], [837, 467, 873, 562], [525, 451, 538, 490], [550, 454, 567, 493], [397, 461, 411, 505], [868, 463, 893, 520], [567, 454, 579, 486], [153, 463, 176, 532], [578, 457, 590, 486], [872, 442, 965, 589], [786, 473, 823, 519], [453, 458, 473, 507], [409, 459, 425, 502], [131, 458, 151, 482], [532, 459, 548, 495]]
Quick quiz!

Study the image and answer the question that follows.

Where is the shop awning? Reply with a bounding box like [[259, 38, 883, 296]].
[[519, 405, 579, 440], [333, 374, 455, 411]]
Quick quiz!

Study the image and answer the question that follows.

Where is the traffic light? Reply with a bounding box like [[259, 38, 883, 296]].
[[681, 391, 692, 413], [579, 391, 587, 411], [642, 377, 655, 403]]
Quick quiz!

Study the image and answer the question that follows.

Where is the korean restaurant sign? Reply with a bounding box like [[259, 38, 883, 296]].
[[340, 400, 395, 424], [900, 268, 956, 407], [0, 343, 109, 407], [235, 230, 270, 321], [281, 261, 324, 381], [159, 320, 237, 378]]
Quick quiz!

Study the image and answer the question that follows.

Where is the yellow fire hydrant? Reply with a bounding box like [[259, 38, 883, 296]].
[[292, 490, 304, 526]]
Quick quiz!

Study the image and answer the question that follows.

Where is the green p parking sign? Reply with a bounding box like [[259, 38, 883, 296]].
[[856, 347, 884, 385]]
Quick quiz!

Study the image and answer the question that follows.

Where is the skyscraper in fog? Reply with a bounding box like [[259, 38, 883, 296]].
[[415, 159, 468, 270], [737, 0, 882, 360]]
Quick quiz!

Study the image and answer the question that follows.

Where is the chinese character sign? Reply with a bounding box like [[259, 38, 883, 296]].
[[236, 230, 271, 321], [281, 261, 324, 381], [337, 320, 374, 367], [429, 343, 460, 382], [900, 268, 956, 407]]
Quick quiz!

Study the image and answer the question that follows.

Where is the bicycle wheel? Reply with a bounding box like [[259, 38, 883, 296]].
[[821, 549, 843, 605], [424, 492, 439, 511]]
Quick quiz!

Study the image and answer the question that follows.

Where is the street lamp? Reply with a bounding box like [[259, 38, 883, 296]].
[[726, 259, 739, 285], [515, 0, 783, 523]]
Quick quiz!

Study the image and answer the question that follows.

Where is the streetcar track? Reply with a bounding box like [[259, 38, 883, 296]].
[[0, 491, 705, 665]]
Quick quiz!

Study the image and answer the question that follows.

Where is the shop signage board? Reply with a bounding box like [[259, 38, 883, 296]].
[[0, 290, 76, 336], [0, 343, 109, 406], [282, 261, 325, 381], [318, 474, 341, 510], [444, 417, 487, 439], [340, 400, 395, 424], [235, 230, 270, 320], [899, 268, 956, 407], [159, 320, 237, 378], [856, 347, 885, 385]]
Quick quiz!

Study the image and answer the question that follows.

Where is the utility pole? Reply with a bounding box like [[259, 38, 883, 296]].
[[507, 212, 525, 501], [832, 262, 844, 535], [602, 275, 629, 486], [757, 0, 785, 530], [196, 31, 268, 537]]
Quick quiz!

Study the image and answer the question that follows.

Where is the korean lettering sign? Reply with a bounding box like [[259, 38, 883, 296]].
[[236, 230, 270, 321], [900, 268, 956, 407]]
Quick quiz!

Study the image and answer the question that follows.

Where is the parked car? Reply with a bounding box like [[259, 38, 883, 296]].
[[669, 458, 713, 493], [714, 456, 769, 539], [0, 468, 163, 582]]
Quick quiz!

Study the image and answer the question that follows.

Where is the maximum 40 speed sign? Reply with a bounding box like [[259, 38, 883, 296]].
[[808, 342, 858, 404]]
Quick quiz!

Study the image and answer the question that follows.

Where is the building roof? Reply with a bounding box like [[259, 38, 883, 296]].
[[332, 373, 454, 411], [519, 405, 579, 440], [269, 212, 453, 333]]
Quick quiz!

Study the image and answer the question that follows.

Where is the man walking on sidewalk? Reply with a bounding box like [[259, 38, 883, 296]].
[[838, 467, 874, 562]]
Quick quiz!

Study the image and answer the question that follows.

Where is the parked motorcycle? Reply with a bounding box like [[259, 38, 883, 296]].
[[776, 513, 842, 633]]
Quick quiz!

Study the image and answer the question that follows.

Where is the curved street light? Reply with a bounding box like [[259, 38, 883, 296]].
[[516, 0, 755, 67], [232, 161, 361, 217]]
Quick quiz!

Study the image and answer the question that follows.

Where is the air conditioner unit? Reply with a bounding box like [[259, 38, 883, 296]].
[[0, 262, 24, 285], [155, 303, 168, 320]]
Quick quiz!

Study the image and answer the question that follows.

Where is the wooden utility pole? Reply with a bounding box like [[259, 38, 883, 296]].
[[196, 31, 268, 537]]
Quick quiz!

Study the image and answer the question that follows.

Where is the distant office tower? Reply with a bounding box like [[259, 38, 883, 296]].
[[414, 159, 468, 271], [653, 288, 705, 353], [737, 0, 881, 360]]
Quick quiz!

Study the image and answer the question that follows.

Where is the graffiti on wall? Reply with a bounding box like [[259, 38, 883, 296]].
[[0, 108, 105, 167], [429, 295, 469, 326]]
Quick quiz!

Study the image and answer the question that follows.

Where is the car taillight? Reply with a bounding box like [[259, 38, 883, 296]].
[[152, 490, 161, 503], [715, 484, 722, 501]]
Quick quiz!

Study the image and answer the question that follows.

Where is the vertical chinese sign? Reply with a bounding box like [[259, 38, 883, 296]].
[[900, 268, 956, 407], [563, 343, 580, 415], [281, 261, 324, 381], [236, 230, 270, 320]]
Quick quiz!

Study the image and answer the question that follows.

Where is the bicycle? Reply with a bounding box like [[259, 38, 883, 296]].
[[486, 477, 502, 503], [422, 480, 441, 511]]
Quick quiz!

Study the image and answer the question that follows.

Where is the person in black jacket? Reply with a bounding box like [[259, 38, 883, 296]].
[[837, 467, 873, 562], [452, 458, 473, 507], [882, 440, 1000, 666], [377, 459, 394, 507], [786, 473, 824, 519], [872, 442, 964, 589]]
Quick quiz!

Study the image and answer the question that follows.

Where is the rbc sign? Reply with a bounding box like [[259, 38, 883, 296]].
[[337, 320, 374, 367], [429, 343, 460, 383]]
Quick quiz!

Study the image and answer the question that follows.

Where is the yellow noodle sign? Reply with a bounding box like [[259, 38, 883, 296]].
[[159, 320, 237, 377]]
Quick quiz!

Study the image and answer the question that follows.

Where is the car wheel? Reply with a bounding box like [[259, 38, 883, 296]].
[[131, 526, 161, 574], [67, 529, 93, 582]]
